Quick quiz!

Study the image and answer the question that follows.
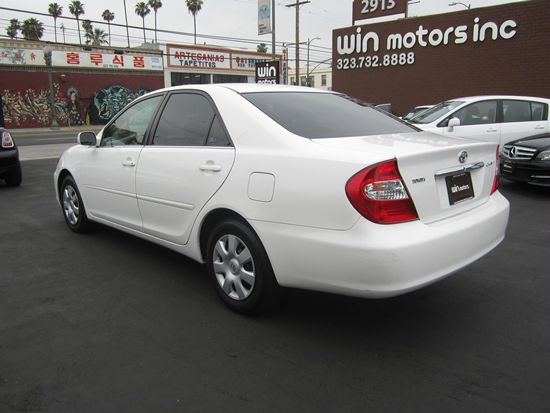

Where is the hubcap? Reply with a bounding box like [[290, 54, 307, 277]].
[[62, 185, 80, 226], [212, 234, 255, 301]]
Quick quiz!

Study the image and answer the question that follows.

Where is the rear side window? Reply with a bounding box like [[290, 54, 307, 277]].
[[502, 100, 547, 123], [242, 92, 416, 139], [153, 93, 230, 146]]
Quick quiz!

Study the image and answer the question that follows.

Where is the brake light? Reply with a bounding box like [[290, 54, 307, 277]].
[[1, 131, 14, 149], [346, 159, 418, 224], [491, 145, 500, 194]]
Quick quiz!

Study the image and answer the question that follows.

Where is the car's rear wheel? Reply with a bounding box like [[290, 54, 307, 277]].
[[207, 220, 280, 315], [5, 163, 22, 187], [60, 176, 91, 233]]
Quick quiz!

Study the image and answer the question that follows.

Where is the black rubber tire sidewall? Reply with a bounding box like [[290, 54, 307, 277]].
[[60, 176, 91, 233], [206, 220, 279, 315], [5, 163, 22, 187]]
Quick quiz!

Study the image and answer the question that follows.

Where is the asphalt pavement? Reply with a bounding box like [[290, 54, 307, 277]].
[[0, 159, 549, 412]]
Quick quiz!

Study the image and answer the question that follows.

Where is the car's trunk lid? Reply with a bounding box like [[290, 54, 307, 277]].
[[312, 132, 498, 224]]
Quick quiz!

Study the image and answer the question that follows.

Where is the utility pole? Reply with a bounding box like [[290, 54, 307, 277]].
[[123, 0, 130, 48], [271, 0, 276, 60], [286, 0, 310, 85]]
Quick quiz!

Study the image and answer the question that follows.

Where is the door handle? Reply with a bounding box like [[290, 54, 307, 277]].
[[199, 164, 222, 172], [122, 159, 136, 167], [534, 126, 546, 130], [486, 128, 498, 132]]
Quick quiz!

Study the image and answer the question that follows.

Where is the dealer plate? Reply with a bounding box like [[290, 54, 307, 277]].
[[445, 171, 474, 205]]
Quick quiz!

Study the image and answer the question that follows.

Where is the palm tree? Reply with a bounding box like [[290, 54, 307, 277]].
[[6, 19, 20, 39], [48, 3, 63, 43], [101, 9, 115, 46], [21, 18, 44, 41], [185, 0, 204, 45], [257, 43, 268, 53], [82, 19, 93, 45], [147, 0, 162, 44], [68, 0, 85, 45], [60, 22, 66, 42], [135, 2, 150, 43], [90, 28, 108, 47]]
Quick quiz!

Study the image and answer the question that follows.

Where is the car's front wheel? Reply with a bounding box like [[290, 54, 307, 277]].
[[206, 220, 280, 315], [60, 176, 91, 233]]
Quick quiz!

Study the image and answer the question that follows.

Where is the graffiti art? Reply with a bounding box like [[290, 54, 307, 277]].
[[93, 85, 151, 122]]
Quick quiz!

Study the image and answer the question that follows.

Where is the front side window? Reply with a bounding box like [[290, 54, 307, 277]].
[[153, 93, 230, 146], [243, 92, 416, 139], [101, 95, 163, 147], [453, 100, 497, 126]]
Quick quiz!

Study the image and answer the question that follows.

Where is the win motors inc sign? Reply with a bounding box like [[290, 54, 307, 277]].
[[255, 61, 280, 84]]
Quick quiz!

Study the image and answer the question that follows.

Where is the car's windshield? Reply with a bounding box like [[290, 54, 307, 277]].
[[242, 92, 417, 139], [409, 101, 465, 124]]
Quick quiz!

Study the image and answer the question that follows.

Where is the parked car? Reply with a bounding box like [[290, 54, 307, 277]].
[[500, 133, 550, 186], [0, 128, 22, 187], [410, 96, 550, 146], [54, 84, 509, 314], [401, 105, 433, 121]]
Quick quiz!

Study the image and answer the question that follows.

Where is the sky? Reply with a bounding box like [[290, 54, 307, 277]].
[[0, 0, 527, 66]]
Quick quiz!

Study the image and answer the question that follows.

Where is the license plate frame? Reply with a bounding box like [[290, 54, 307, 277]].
[[445, 171, 474, 205]]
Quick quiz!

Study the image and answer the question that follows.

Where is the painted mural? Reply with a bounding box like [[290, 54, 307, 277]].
[[1, 84, 151, 127]]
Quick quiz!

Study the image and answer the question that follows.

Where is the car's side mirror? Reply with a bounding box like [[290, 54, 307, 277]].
[[447, 117, 461, 132], [78, 131, 97, 146]]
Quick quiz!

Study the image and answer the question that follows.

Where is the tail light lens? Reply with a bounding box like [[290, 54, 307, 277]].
[[1, 131, 15, 149], [346, 159, 418, 224], [491, 145, 500, 194]]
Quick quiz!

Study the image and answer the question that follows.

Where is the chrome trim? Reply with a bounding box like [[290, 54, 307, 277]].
[[530, 175, 550, 179], [434, 162, 485, 177]]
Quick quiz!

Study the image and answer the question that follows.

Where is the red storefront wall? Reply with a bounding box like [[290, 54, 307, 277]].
[[332, 0, 550, 115], [0, 70, 164, 128]]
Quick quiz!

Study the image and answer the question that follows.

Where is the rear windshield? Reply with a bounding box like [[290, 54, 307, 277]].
[[410, 100, 464, 124], [242, 92, 417, 139]]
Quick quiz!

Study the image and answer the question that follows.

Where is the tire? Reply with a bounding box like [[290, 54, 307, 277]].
[[5, 163, 22, 187], [60, 176, 91, 233], [206, 220, 281, 315]]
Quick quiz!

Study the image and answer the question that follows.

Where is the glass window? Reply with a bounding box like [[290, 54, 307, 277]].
[[153, 93, 218, 146], [290, 77, 295, 85], [321, 75, 327, 86], [453, 100, 497, 126], [100, 95, 163, 147], [206, 116, 231, 147], [410, 100, 464, 124], [531, 102, 545, 121], [213, 74, 248, 83], [171, 72, 211, 86], [242, 92, 416, 139], [503, 100, 531, 123], [300, 76, 307, 86]]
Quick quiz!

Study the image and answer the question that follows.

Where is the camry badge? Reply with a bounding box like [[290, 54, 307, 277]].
[[458, 151, 468, 164], [509, 146, 517, 158]]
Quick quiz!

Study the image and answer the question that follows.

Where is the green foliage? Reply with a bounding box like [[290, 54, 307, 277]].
[[21, 18, 44, 41], [6, 19, 20, 39]]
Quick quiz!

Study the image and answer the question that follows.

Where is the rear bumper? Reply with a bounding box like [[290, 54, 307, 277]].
[[252, 192, 509, 298], [0, 148, 20, 177]]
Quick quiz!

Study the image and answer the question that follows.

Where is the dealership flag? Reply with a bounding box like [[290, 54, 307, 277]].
[[258, 0, 271, 35]]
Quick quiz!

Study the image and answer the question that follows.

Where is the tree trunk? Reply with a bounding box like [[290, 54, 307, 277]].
[[54, 17, 57, 43], [142, 17, 146, 43], [108, 22, 111, 46], [193, 14, 197, 44], [77, 17, 81, 44], [154, 11, 157, 43]]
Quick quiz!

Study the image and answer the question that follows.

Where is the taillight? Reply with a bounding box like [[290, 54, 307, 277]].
[[491, 145, 500, 194], [1, 131, 15, 149], [346, 159, 418, 224]]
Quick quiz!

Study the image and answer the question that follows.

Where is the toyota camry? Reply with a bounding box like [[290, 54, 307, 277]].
[[54, 84, 510, 314]]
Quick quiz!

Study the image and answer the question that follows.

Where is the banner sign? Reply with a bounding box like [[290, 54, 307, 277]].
[[258, 0, 272, 35], [255, 61, 280, 84], [51, 51, 163, 71], [353, 0, 408, 24], [167, 45, 273, 73], [0, 48, 45, 66]]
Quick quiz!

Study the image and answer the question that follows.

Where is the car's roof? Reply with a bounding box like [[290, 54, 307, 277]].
[[157, 83, 332, 95], [445, 95, 550, 103]]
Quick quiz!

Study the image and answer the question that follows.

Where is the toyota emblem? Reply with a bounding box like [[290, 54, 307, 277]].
[[509, 146, 517, 158], [458, 150, 468, 164]]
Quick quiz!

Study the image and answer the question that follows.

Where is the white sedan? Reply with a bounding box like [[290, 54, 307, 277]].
[[410, 95, 550, 146], [54, 84, 509, 314]]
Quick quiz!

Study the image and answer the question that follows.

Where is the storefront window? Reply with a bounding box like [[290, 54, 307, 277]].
[[171, 72, 211, 86], [213, 74, 249, 83]]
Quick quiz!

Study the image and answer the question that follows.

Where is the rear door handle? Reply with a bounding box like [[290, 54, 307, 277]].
[[199, 164, 222, 172], [122, 159, 136, 167], [486, 128, 498, 132], [534, 126, 546, 130]]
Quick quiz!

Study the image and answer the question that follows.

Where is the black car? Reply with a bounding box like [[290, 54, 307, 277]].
[[0, 128, 22, 187], [500, 133, 550, 187]]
